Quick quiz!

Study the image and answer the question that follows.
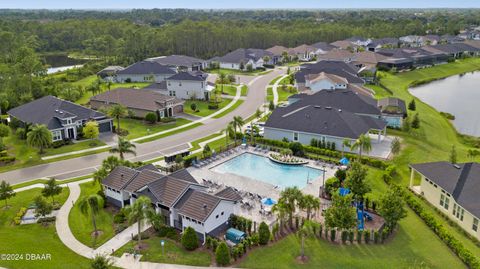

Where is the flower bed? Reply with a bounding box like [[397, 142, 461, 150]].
[[268, 153, 308, 165]]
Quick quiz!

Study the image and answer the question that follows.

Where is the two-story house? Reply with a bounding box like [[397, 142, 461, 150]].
[[115, 61, 177, 83]]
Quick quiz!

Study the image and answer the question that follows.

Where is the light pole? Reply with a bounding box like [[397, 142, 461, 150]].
[[321, 164, 327, 197]]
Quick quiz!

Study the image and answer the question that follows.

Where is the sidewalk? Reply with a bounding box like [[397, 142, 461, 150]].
[[271, 74, 289, 105]]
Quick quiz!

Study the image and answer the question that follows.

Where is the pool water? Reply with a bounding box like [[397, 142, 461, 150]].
[[211, 153, 323, 189]]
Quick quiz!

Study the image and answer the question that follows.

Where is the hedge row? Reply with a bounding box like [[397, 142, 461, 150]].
[[391, 184, 480, 269], [0, 156, 15, 164]]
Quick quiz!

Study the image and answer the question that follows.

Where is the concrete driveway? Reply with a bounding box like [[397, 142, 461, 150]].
[[1, 68, 285, 184]]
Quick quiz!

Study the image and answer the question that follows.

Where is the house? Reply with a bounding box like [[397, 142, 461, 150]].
[[291, 44, 317, 61], [399, 35, 425, 47], [377, 97, 407, 128], [102, 166, 236, 242], [265, 45, 296, 64], [8, 96, 113, 142], [264, 89, 387, 151], [147, 55, 207, 71], [90, 88, 184, 119], [345, 36, 372, 47], [366, 38, 399, 51], [144, 71, 214, 101], [304, 72, 348, 93], [409, 162, 480, 239], [310, 42, 336, 55], [458, 30, 480, 41], [317, 49, 355, 63], [422, 35, 441, 46], [115, 61, 176, 83], [97, 66, 124, 81], [440, 34, 465, 44], [376, 48, 449, 69], [294, 61, 363, 90], [351, 51, 388, 69], [423, 43, 480, 59], [212, 48, 273, 70], [377, 58, 414, 71], [330, 40, 358, 51]]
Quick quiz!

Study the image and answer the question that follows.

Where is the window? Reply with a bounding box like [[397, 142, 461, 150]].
[[440, 194, 449, 210], [221, 212, 224, 216], [169, 91, 176, 97], [293, 132, 299, 141], [473, 218, 478, 232], [453, 204, 465, 221], [52, 130, 62, 141], [216, 215, 219, 219]]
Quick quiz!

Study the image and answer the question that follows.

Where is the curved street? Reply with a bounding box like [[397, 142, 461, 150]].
[[1, 68, 285, 184]]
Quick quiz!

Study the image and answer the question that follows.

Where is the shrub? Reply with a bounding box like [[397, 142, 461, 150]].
[[289, 142, 304, 156], [334, 169, 347, 182], [145, 112, 157, 124], [132, 232, 150, 241], [381, 229, 389, 243], [181, 227, 199, 250], [374, 231, 380, 243], [160, 117, 176, 123], [0, 156, 15, 164], [364, 230, 371, 243], [357, 230, 363, 243], [208, 103, 219, 110], [37, 216, 56, 223], [250, 233, 259, 246], [190, 103, 197, 112], [113, 211, 126, 224], [258, 222, 270, 245], [330, 229, 336, 242], [324, 177, 340, 196], [349, 230, 354, 243], [341, 230, 348, 243], [215, 242, 231, 266]]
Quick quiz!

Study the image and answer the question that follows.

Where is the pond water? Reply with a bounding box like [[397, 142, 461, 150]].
[[409, 71, 480, 137], [43, 54, 87, 74]]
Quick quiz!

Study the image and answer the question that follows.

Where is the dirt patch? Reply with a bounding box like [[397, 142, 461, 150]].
[[295, 255, 309, 264], [134, 242, 149, 251], [91, 230, 104, 238]]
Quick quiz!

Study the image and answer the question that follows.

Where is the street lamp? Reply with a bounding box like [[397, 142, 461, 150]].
[[321, 164, 327, 197]]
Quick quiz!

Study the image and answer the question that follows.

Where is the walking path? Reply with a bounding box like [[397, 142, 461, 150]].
[[271, 74, 289, 106]]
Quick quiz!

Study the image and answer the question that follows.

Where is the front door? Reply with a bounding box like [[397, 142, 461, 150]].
[[67, 128, 75, 139]]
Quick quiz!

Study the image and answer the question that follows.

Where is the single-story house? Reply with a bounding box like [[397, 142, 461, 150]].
[[147, 55, 207, 71], [265, 45, 296, 64], [377, 97, 407, 128], [377, 58, 414, 71], [265, 89, 388, 151], [399, 35, 425, 47], [211, 48, 274, 70], [330, 40, 358, 51], [317, 49, 355, 63], [102, 166, 236, 242], [458, 30, 480, 41], [97, 66, 124, 81], [310, 42, 336, 55], [423, 43, 480, 59], [351, 51, 388, 69], [8, 95, 113, 141], [366, 38, 399, 52], [115, 61, 177, 83], [291, 44, 317, 61], [294, 60, 363, 90], [304, 72, 348, 93], [90, 88, 184, 119], [409, 162, 480, 239]]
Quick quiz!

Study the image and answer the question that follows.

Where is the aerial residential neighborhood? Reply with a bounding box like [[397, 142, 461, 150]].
[[1, 3, 480, 269]]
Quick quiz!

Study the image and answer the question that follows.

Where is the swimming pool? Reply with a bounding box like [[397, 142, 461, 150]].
[[211, 153, 323, 189]]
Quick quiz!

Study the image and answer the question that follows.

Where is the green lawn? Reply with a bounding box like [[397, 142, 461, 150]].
[[69, 181, 115, 248], [212, 100, 244, 119], [279, 75, 293, 85], [43, 139, 106, 156], [114, 237, 212, 266], [115, 118, 192, 140], [13, 175, 93, 190], [136, 122, 203, 144], [266, 86, 297, 102], [184, 99, 232, 117], [0, 188, 91, 269], [266, 87, 273, 102], [73, 75, 150, 105], [217, 85, 237, 96], [364, 84, 391, 99], [239, 209, 465, 269], [269, 75, 283, 85]]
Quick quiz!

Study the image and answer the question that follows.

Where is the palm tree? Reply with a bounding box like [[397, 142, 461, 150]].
[[123, 196, 156, 245], [224, 123, 234, 148], [91, 254, 113, 269], [231, 116, 244, 145], [299, 194, 320, 220], [298, 220, 316, 260], [342, 138, 351, 157], [27, 124, 52, 154], [109, 137, 136, 160], [78, 194, 104, 237], [108, 104, 128, 134], [278, 186, 303, 229], [350, 134, 372, 159], [218, 72, 227, 94], [272, 202, 288, 235], [251, 125, 260, 145]]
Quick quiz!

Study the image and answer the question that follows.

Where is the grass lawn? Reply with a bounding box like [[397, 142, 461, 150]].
[[114, 237, 212, 266], [43, 139, 106, 156], [69, 181, 115, 248], [266, 87, 273, 102], [376, 58, 480, 258], [364, 84, 392, 99], [190, 132, 224, 151], [217, 85, 237, 96], [277, 85, 297, 102], [212, 100, 244, 119], [0, 188, 91, 269], [239, 209, 465, 269], [136, 122, 203, 144], [114, 118, 192, 140], [73, 75, 150, 105], [269, 75, 283, 85], [184, 99, 232, 117], [279, 75, 293, 85], [12, 175, 93, 190]]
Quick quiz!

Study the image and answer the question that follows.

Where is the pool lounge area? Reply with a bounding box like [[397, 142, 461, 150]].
[[211, 152, 324, 189]]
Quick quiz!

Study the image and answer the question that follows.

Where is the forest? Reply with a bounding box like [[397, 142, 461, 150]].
[[0, 9, 479, 110]]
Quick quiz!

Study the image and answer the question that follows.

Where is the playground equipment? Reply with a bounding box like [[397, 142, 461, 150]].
[[338, 188, 373, 230]]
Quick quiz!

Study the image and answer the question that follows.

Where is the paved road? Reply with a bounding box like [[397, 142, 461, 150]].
[[1, 68, 285, 184]]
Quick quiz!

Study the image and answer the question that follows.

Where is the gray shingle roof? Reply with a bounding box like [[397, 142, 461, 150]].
[[265, 103, 386, 139], [174, 189, 223, 222], [410, 162, 480, 218], [378, 97, 407, 115], [117, 61, 176, 75], [147, 55, 205, 67], [146, 176, 194, 207], [295, 61, 363, 84], [124, 169, 164, 193], [166, 71, 206, 81], [311, 42, 336, 51], [215, 187, 242, 202], [7, 96, 108, 130], [216, 48, 273, 64], [102, 166, 139, 190]]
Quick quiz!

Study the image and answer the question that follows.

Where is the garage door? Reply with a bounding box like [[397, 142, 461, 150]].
[[98, 121, 112, 133]]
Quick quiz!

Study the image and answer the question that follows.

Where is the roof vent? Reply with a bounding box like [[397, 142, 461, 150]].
[[453, 164, 461, 169], [305, 114, 310, 119], [338, 109, 342, 112], [325, 106, 332, 110], [314, 105, 321, 109], [203, 204, 208, 210], [120, 174, 124, 179]]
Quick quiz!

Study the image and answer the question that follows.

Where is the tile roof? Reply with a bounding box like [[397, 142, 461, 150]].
[[215, 187, 243, 202], [352, 51, 388, 65], [146, 176, 194, 207], [410, 162, 480, 218], [117, 61, 176, 75], [102, 166, 139, 190], [90, 88, 183, 112], [7, 96, 108, 130]]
